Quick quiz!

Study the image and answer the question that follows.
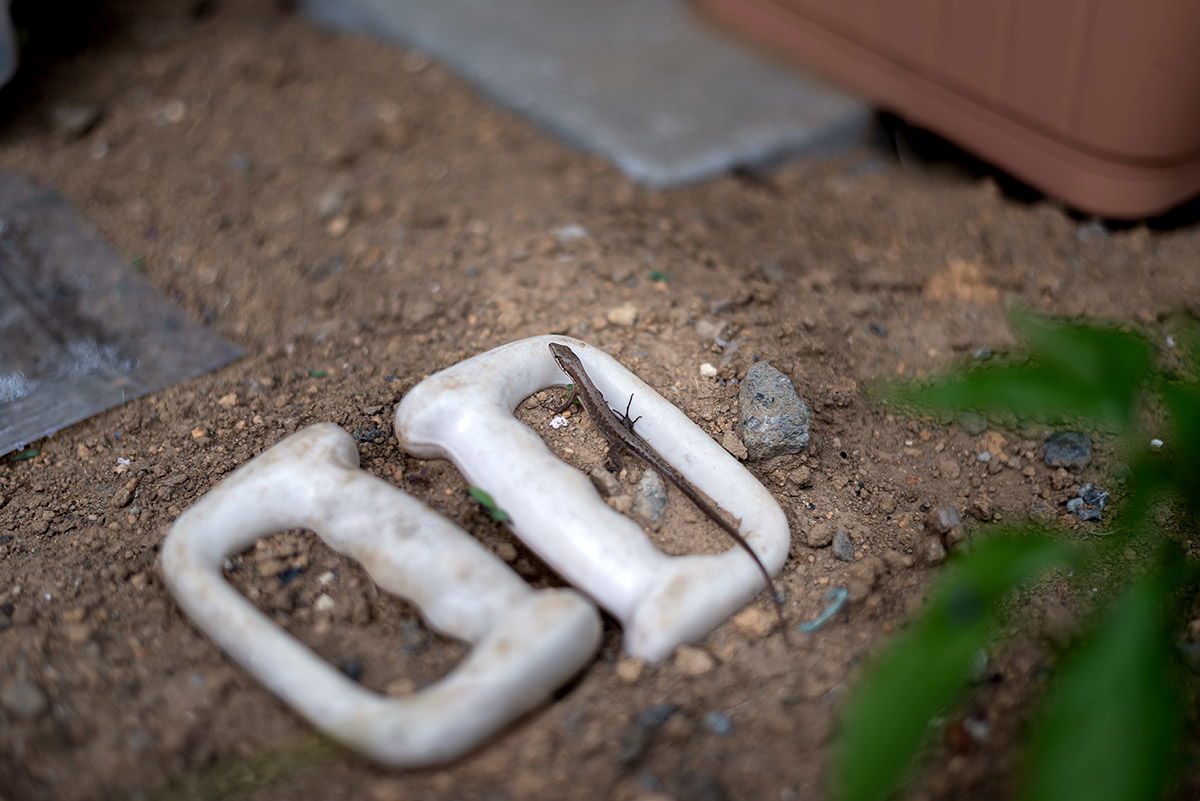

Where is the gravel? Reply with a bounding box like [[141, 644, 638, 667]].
[[1044, 430, 1092, 469], [738, 361, 810, 459]]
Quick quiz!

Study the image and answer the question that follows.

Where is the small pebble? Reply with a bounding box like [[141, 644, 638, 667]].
[[976, 451, 992, 463], [738, 361, 811, 459], [832, 529, 855, 562], [217, 393, 238, 408], [1044, 430, 1092, 469], [674, 645, 715, 675], [494, 541, 518, 563], [1, 678, 48, 718], [805, 520, 835, 548], [1150, 438, 1164, 451], [632, 470, 668, 531], [699, 362, 718, 378], [606, 304, 638, 327], [972, 348, 993, 361], [51, 103, 102, 139], [731, 606, 776, 638], [789, 465, 813, 488], [618, 703, 677, 766], [867, 322, 887, 337], [703, 711, 733, 735], [616, 656, 646, 683], [958, 412, 988, 435]]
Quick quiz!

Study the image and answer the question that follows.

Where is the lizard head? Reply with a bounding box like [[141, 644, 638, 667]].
[[548, 342, 576, 374]]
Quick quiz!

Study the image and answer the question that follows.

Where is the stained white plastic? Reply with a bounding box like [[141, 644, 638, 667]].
[[395, 335, 790, 661], [160, 423, 601, 767]]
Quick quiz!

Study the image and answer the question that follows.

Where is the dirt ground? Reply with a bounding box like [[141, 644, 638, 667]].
[[3, 2, 1200, 800]]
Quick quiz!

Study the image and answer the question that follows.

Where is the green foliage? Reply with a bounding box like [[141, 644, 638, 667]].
[[835, 532, 1074, 801], [1024, 557, 1184, 801], [468, 486, 511, 523], [838, 308, 1200, 801]]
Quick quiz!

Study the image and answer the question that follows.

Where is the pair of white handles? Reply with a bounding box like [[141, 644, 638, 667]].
[[160, 335, 790, 767]]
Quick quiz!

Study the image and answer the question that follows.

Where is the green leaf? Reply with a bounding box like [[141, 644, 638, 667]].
[[468, 487, 511, 523], [834, 530, 1074, 801], [881, 309, 1154, 429], [1022, 565, 1184, 801]]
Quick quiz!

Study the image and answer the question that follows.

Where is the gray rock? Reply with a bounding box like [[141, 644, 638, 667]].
[[618, 703, 678, 766], [1044, 431, 1092, 469], [958, 412, 988, 435], [703, 710, 732, 735], [805, 520, 834, 548], [1068, 483, 1109, 522], [51, 103, 102, 139], [924, 504, 966, 546], [1080, 483, 1109, 509], [832, 529, 855, 562], [632, 469, 668, 531], [1, 678, 48, 718], [738, 361, 810, 459]]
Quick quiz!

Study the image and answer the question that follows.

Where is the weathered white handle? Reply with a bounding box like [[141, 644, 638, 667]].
[[395, 335, 789, 661], [160, 423, 600, 767]]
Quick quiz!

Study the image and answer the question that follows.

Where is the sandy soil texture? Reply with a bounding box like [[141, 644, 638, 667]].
[[2, 3, 1199, 800]]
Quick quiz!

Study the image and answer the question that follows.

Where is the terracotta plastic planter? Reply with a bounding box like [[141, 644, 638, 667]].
[[696, 0, 1200, 218]]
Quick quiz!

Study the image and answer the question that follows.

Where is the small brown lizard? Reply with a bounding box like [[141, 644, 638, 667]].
[[549, 342, 785, 627]]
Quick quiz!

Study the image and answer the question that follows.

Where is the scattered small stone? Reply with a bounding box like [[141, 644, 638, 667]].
[[923, 536, 947, 565], [1149, 438, 1164, 451], [615, 656, 646, 683], [832, 529, 855, 562], [51, 103, 102, 139], [972, 348, 993, 361], [110, 484, 135, 508], [731, 606, 776, 638], [588, 467, 622, 497], [868, 322, 888, 337], [699, 362, 718, 378], [314, 594, 335, 612], [190, 428, 208, 440], [937, 458, 962, 480], [550, 224, 588, 243], [1, 678, 48, 718], [1080, 483, 1109, 508], [1044, 430, 1092, 469], [1047, 468, 1072, 491], [965, 495, 993, 521], [618, 703, 678, 766], [606, 304, 638, 327], [217, 393, 238, 408], [805, 520, 835, 548], [738, 361, 811, 459], [674, 645, 715, 675], [1068, 483, 1109, 522], [975, 451, 992, 463], [846, 556, 884, 602], [353, 428, 387, 443], [703, 711, 733, 735], [314, 185, 348, 219], [789, 465, 813, 488], [632, 470, 668, 531], [958, 412, 988, 435], [720, 429, 747, 460], [327, 216, 350, 237], [494, 541, 518, 563], [924, 504, 965, 546]]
